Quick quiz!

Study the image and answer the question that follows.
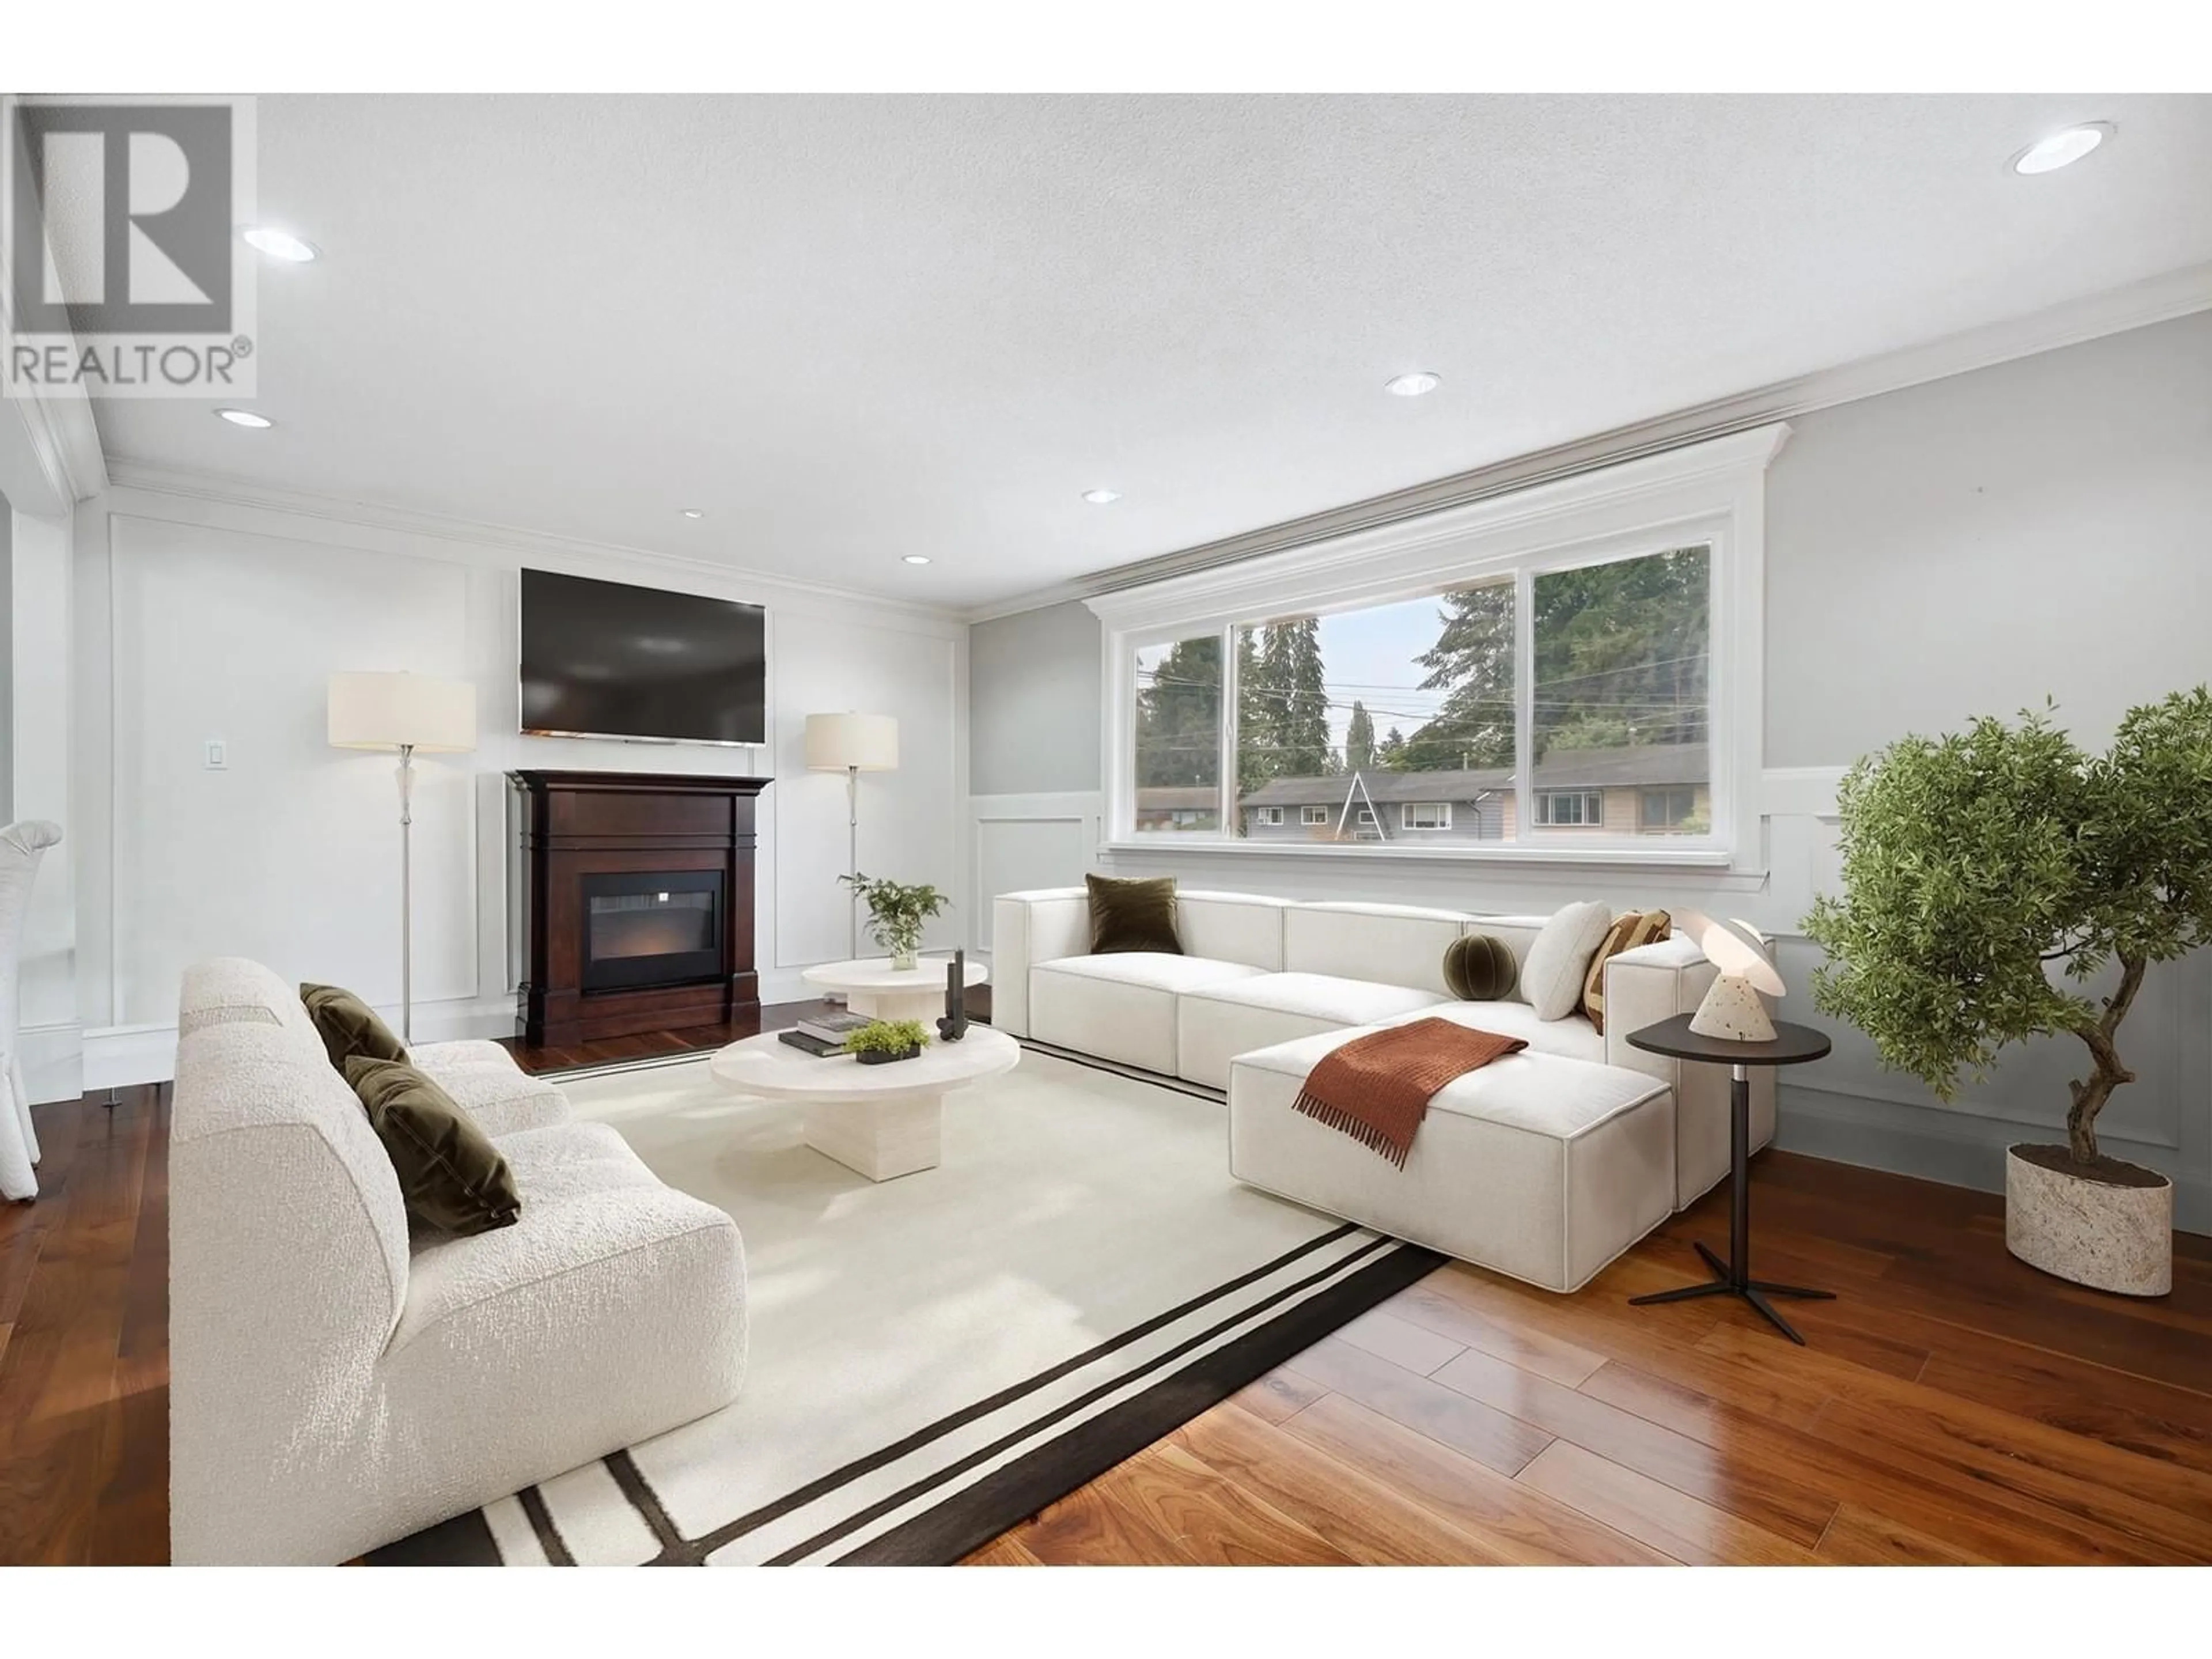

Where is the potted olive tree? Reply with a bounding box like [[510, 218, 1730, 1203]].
[[1804, 690, 2212, 1297]]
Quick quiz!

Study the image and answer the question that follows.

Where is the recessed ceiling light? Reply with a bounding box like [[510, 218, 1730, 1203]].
[[1385, 372, 1442, 397], [2010, 123, 2114, 176], [214, 408, 273, 429], [679, 508, 705, 519], [1081, 488, 1121, 505], [902, 554, 932, 566], [241, 226, 319, 262]]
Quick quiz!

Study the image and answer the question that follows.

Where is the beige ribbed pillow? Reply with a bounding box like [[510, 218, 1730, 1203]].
[[1581, 910, 1673, 1036], [1520, 902, 1613, 1020]]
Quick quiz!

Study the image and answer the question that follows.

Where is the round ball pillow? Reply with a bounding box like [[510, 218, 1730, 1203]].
[[1442, 932, 1518, 1002]]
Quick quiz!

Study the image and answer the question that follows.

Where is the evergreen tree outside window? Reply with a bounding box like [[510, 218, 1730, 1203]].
[[1118, 543, 1718, 853], [1132, 634, 1221, 833]]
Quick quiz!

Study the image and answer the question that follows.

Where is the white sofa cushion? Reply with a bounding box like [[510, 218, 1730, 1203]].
[[1175, 972, 1451, 1089], [1029, 953, 1266, 1074], [1033, 952, 1267, 994], [1185, 971, 1448, 1025], [397, 1120, 737, 1342], [408, 1040, 573, 1139], [1229, 1031, 1675, 1291], [1282, 902, 1473, 997], [1381, 999, 1605, 1064], [411, 1037, 521, 1070], [1177, 891, 1293, 969], [1520, 900, 1613, 1019]]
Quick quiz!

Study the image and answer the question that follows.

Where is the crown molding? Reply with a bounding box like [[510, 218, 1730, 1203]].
[[1081, 422, 1789, 629], [964, 261, 2212, 625], [98, 458, 968, 627]]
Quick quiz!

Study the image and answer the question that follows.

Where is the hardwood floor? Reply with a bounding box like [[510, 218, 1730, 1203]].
[[0, 1083, 168, 1566], [5, 1023, 2209, 1566], [967, 1165, 2212, 1566]]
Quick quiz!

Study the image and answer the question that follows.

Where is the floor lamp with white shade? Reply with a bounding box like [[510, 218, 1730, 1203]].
[[328, 671, 478, 1041], [804, 712, 899, 959]]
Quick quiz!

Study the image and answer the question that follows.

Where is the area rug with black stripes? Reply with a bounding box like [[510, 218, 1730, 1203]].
[[369, 1042, 1438, 1566]]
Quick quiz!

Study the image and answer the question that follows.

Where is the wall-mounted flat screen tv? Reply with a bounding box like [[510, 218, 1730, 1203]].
[[519, 569, 766, 745]]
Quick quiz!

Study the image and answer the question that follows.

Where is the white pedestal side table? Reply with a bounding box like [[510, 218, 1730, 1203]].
[[709, 1024, 1019, 1181], [800, 955, 987, 1024]]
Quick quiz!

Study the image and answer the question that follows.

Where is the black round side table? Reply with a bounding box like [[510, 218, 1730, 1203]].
[[1625, 1013, 1834, 1345]]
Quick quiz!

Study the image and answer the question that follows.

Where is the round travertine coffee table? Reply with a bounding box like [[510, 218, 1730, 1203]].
[[799, 955, 988, 1022], [709, 1025, 1020, 1181]]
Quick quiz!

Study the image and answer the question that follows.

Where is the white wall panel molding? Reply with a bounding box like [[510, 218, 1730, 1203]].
[[100, 468, 966, 637], [75, 484, 968, 1076], [969, 791, 1104, 956], [1779, 1084, 2210, 1236]]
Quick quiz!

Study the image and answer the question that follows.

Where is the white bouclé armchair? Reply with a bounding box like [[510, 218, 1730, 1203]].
[[168, 957, 748, 1564]]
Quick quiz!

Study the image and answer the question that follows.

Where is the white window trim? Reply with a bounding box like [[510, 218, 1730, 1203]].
[[1092, 423, 1785, 873], [1301, 804, 1329, 825], [1401, 801, 1452, 830], [1253, 805, 1283, 825]]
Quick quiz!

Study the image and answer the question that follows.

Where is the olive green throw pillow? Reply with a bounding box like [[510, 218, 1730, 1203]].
[[300, 982, 408, 1073], [342, 1055, 521, 1236], [1085, 873, 1183, 956], [1443, 932, 1518, 1002]]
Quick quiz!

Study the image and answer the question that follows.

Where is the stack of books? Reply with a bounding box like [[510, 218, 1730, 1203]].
[[779, 1009, 871, 1057]]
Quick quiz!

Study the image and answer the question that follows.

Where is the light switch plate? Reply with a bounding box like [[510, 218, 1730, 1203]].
[[204, 740, 228, 770]]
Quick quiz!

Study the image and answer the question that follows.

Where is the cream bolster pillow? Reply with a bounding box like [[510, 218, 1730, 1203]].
[[1520, 900, 1613, 1021]]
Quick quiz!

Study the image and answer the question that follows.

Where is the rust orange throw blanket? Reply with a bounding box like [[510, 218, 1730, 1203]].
[[1291, 1017, 1529, 1166]]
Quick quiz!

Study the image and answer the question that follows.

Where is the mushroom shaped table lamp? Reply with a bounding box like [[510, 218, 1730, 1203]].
[[1676, 911, 1785, 1042]]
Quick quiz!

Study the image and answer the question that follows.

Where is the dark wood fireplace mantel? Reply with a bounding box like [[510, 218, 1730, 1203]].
[[510, 770, 772, 1047]]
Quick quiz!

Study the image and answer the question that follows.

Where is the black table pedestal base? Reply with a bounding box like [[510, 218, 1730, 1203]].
[[1631, 1241, 1835, 1344], [1623, 1044, 1838, 1346]]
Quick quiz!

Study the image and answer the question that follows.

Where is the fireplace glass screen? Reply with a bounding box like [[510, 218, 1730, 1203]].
[[580, 870, 725, 992]]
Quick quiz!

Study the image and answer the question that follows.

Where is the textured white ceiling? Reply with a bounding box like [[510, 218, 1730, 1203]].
[[92, 94, 2212, 608]]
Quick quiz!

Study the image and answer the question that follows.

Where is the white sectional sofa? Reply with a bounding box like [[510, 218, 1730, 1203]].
[[993, 887, 1775, 1291], [169, 958, 748, 1565]]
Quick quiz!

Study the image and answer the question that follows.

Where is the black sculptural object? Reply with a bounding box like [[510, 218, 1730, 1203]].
[[937, 948, 968, 1043]]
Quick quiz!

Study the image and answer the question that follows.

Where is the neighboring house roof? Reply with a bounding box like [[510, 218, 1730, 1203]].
[[1133, 786, 1222, 811], [1236, 742, 1707, 808], [1527, 741, 1709, 790], [1240, 770, 1510, 808]]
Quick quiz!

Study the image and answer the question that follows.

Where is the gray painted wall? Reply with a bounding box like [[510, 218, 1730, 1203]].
[[1767, 310, 2212, 764], [968, 598, 1101, 796], [974, 312, 2212, 795], [965, 311, 2212, 1226]]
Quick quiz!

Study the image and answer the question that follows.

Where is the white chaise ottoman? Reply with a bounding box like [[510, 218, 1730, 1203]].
[[1228, 1028, 1677, 1293]]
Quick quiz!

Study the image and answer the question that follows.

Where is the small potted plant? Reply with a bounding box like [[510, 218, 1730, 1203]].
[[843, 1018, 931, 1065], [837, 872, 948, 971], [1804, 690, 2212, 1297]]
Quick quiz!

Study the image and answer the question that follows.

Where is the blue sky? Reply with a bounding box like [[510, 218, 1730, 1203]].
[[1307, 595, 1452, 748]]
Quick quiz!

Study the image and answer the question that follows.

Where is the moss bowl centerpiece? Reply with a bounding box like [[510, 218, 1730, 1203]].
[[843, 1018, 931, 1066]]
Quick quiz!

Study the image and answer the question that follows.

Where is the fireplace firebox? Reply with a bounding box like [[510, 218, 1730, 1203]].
[[580, 870, 725, 993], [510, 770, 772, 1047]]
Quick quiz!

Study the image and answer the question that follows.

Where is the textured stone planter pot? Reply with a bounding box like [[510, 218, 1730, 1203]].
[[2005, 1145, 2172, 1297]]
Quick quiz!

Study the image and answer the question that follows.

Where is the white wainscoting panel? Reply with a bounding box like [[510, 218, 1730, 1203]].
[[968, 792, 1103, 956], [771, 613, 963, 970]]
